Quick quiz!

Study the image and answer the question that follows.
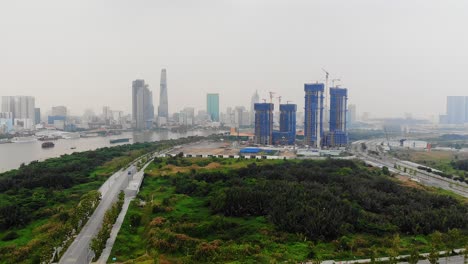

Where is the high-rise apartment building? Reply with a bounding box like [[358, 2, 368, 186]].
[[304, 83, 324, 148], [250, 90, 260, 126], [326, 87, 348, 146], [1, 96, 36, 129], [279, 104, 297, 145], [132, 79, 154, 129], [254, 103, 274, 145], [207, 93, 220, 122], [446, 96, 467, 124], [34, 108, 41, 124], [1, 96, 35, 121], [158, 69, 169, 119]]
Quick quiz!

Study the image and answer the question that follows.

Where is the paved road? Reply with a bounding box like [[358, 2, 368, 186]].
[[97, 161, 151, 264], [351, 139, 468, 198], [59, 166, 134, 264], [319, 249, 466, 264]]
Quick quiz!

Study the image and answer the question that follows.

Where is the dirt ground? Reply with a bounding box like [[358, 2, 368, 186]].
[[395, 174, 425, 190]]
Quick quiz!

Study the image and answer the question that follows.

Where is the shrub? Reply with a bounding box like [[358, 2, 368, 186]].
[[1, 231, 18, 241]]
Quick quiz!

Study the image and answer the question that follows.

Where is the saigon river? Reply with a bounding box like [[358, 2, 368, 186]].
[[0, 129, 220, 173]]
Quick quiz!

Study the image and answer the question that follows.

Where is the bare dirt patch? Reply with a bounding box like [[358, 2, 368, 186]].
[[395, 175, 425, 190]]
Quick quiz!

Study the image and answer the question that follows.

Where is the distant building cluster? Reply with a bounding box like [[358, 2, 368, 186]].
[[1, 96, 35, 133], [1, 68, 356, 139], [254, 82, 349, 148]]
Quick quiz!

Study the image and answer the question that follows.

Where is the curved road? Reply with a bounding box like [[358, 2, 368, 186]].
[[59, 166, 134, 264]]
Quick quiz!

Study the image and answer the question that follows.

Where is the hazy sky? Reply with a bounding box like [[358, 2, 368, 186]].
[[1, 0, 467, 119]]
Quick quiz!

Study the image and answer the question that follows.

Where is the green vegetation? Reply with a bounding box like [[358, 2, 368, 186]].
[[110, 157, 468, 263], [0, 136, 206, 263], [91, 191, 125, 260]]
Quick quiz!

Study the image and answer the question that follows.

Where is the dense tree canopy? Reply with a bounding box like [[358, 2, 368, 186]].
[[0, 136, 203, 231], [172, 159, 468, 241]]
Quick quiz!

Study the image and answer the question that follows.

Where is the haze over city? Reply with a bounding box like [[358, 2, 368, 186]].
[[1, 0, 468, 118]]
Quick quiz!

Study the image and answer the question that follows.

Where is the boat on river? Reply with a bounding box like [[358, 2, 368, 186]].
[[109, 138, 130, 144], [41, 142, 55, 148]]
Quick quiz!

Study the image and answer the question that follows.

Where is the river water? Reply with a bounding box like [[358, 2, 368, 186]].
[[0, 129, 218, 173]]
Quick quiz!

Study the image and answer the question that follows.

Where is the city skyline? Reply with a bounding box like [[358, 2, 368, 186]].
[[1, 1, 468, 119]]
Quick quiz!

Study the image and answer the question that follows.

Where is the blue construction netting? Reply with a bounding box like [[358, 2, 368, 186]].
[[328, 87, 348, 146], [279, 104, 297, 145], [304, 83, 324, 146], [254, 103, 274, 145]]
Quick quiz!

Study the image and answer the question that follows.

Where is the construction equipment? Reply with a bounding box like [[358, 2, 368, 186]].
[[332, 78, 341, 87], [269, 92, 276, 104], [277, 96, 282, 106], [322, 68, 330, 133]]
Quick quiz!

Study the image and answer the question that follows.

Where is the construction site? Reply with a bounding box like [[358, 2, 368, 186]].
[[165, 139, 346, 160], [251, 69, 349, 149]]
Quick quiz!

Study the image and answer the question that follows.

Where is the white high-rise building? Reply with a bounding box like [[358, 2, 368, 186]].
[[1, 96, 35, 129]]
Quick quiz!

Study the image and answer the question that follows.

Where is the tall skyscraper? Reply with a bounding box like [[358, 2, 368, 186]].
[[279, 104, 297, 145], [304, 83, 324, 148], [132, 79, 154, 129], [207, 93, 220, 122], [254, 103, 274, 145], [1, 96, 15, 119], [34, 108, 41, 125], [250, 90, 260, 125], [446, 96, 467, 124], [326, 87, 348, 146], [158, 69, 169, 119]]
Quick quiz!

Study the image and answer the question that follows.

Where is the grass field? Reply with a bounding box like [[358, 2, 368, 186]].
[[109, 158, 468, 263]]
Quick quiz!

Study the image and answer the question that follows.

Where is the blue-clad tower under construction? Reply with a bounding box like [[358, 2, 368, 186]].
[[279, 104, 297, 145], [304, 83, 324, 147], [254, 103, 274, 145], [326, 87, 348, 146]]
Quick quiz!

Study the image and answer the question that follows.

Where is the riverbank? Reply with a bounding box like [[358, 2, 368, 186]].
[[0, 129, 221, 173], [0, 136, 211, 263]]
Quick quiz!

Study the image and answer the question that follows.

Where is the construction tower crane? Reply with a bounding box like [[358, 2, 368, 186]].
[[269, 92, 276, 104], [332, 78, 341, 87], [277, 96, 282, 106], [322, 68, 330, 115], [321, 68, 330, 137]]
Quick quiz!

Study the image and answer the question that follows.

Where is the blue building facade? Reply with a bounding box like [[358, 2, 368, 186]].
[[278, 104, 297, 145], [254, 103, 274, 145], [207, 94, 220, 122], [304, 83, 324, 147], [326, 87, 348, 146], [48, 115, 66, 125]]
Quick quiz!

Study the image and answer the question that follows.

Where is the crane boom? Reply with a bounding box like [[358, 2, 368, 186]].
[[269, 92, 275, 104]]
